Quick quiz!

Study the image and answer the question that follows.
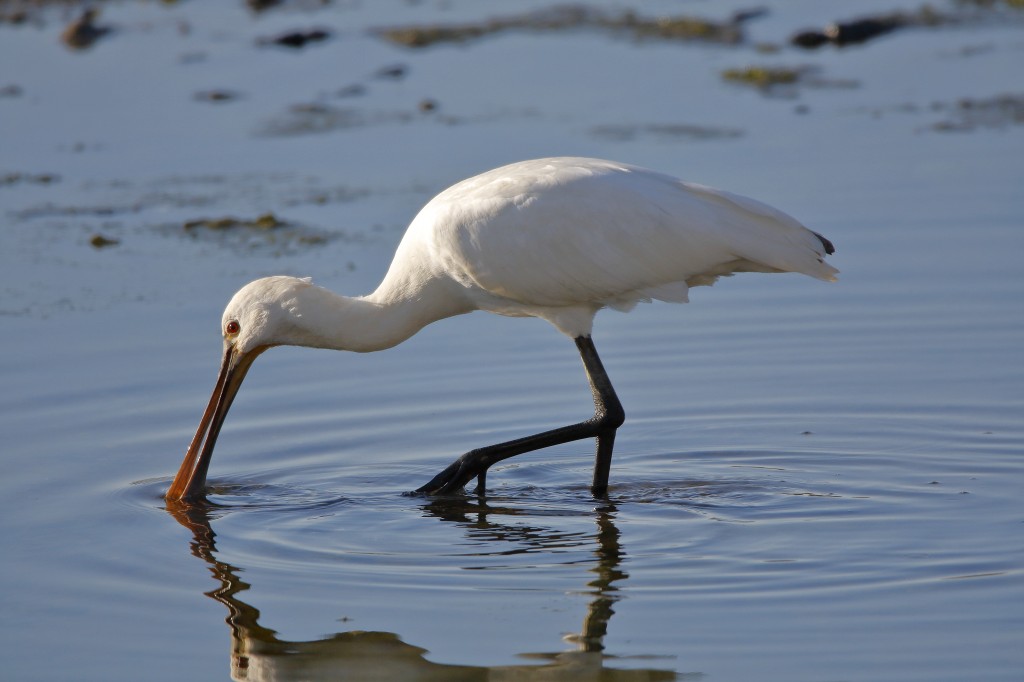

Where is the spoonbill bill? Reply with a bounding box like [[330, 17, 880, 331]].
[[167, 157, 837, 502]]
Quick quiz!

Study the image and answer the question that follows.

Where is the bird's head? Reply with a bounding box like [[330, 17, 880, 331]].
[[166, 276, 317, 502], [221, 275, 317, 355]]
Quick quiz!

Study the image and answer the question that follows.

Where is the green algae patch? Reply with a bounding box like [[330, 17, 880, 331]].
[[378, 6, 745, 48], [721, 65, 859, 96], [722, 66, 803, 88], [89, 233, 120, 248], [184, 213, 285, 232], [180, 212, 334, 253]]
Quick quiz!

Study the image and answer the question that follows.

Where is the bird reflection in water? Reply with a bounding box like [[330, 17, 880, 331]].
[[166, 499, 684, 681], [420, 497, 629, 656]]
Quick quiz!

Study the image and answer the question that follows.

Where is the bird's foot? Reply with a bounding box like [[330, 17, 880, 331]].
[[414, 451, 489, 496]]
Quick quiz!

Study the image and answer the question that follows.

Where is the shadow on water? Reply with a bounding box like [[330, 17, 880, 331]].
[[166, 498, 683, 681]]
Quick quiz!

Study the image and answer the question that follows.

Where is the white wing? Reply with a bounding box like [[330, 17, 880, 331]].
[[411, 157, 836, 310]]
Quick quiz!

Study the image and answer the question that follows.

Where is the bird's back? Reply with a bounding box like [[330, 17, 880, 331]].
[[385, 157, 836, 323]]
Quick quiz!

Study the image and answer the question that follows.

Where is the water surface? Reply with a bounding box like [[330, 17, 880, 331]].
[[1, 1, 1022, 680]]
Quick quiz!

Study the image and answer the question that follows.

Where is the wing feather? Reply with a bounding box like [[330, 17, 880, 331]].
[[410, 158, 836, 310]]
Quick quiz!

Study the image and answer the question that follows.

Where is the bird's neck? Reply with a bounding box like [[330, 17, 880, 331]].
[[291, 274, 471, 353]]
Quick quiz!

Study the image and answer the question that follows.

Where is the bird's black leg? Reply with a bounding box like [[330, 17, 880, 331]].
[[415, 335, 625, 497], [580, 337, 623, 496]]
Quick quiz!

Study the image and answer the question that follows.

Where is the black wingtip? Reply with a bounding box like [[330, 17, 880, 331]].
[[812, 230, 836, 255]]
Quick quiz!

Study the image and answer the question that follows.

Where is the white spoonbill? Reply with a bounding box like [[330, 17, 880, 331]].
[[167, 157, 837, 502]]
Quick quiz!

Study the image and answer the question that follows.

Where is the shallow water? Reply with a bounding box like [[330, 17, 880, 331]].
[[2, 1, 1023, 681]]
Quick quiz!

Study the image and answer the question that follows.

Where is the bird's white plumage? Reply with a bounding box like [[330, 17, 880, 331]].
[[221, 157, 837, 349], [373, 157, 836, 337], [170, 156, 838, 501]]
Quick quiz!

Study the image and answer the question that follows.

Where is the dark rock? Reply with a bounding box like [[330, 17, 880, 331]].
[[193, 89, 241, 103], [791, 30, 829, 49], [825, 17, 904, 46], [259, 28, 331, 49], [374, 64, 408, 80], [61, 9, 112, 50]]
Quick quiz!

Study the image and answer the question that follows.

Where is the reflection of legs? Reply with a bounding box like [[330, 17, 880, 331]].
[[576, 505, 625, 652], [415, 335, 625, 496]]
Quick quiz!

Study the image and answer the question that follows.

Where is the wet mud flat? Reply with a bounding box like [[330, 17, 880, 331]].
[[3, 0, 1021, 268]]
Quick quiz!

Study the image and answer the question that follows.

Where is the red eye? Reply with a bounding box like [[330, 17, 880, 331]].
[[226, 320, 240, 335]]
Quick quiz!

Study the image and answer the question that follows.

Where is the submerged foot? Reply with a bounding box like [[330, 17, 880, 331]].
[[414, 452, 488, 495]]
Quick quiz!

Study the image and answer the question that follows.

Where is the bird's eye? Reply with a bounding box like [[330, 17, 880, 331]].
[[225, 320, 241, 336]]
